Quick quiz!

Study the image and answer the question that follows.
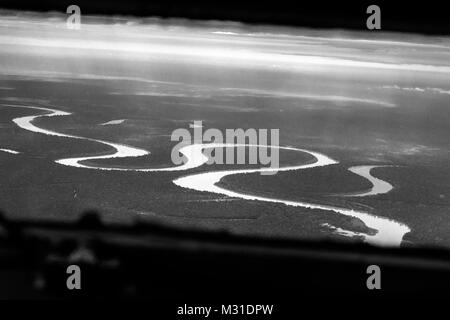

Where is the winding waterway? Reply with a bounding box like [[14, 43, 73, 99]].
[[0, 103, 411, 246], [347, 165, 394, 197]]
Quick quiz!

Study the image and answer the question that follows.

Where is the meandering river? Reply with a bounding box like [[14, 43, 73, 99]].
[[347, 165, 394, 197], [1, 103, 411, 246]]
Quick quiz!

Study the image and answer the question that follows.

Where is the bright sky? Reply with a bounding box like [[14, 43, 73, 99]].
[[1, 11, 450, 76]]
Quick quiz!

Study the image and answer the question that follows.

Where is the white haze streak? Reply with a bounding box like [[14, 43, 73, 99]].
[[1, 35, 450, 74], [99, 119, 126, 126], [0, 148, 20, 154]]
